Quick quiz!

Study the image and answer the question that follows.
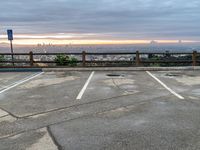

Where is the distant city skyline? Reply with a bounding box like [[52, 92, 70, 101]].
[[0, 0, 200, 45]]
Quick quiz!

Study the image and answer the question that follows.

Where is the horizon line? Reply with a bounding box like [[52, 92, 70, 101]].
[[0, 39, 199, 46]]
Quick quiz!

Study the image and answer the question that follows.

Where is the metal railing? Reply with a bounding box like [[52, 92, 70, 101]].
[[0, 51, 199, 68]]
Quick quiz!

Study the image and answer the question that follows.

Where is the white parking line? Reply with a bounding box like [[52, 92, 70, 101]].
[[146, 71, 185, 100], [76, 71, 95, 100], [0, 72, 44, 94]]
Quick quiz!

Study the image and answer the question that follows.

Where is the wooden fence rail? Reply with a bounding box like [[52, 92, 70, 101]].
[[0, 51, 199, 68]]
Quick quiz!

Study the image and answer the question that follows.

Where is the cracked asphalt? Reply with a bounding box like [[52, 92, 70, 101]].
[[0, 70, 200, 150]]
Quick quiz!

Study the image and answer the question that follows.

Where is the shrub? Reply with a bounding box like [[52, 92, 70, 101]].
[[0, 55, 5, 66], [55, 54, 78, 66], [69, 57, 78, 66], [55, 55, 69, 66], [0, 55, 5, 61]]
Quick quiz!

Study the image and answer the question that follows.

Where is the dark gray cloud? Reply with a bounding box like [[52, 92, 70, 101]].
[[0, 0, 200, 40]]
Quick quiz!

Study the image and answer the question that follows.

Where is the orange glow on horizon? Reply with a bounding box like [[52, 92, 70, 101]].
[[0, 39, 198, 46], [0, 34, 199, 45], [14, 39, 151, 45]]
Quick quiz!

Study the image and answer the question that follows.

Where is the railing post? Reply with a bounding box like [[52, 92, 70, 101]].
[[29, 51, 34, 67], [192, 51, 197, 66], [82, 51, 86, 67], [136, 51, 140, 66]]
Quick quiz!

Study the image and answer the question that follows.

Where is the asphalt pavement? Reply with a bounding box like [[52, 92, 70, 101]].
[[0, 70, 200, 150]]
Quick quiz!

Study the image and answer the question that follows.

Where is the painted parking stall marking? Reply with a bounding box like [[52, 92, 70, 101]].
[[0, 72, 44, 94], [146, 71, 185, 100], [76, 71, 95, 100]]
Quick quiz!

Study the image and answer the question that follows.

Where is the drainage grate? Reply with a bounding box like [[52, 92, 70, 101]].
[[106, 74, 124, 77], [165, 73, 181, 77]]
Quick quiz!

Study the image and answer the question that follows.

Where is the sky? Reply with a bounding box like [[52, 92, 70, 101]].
[[0, 0, 200, 45]]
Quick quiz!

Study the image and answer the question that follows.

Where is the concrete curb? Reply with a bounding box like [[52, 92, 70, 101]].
[[1, 66, 200, 72], [42, 66, 200, 72], [0, 68, 42, 72]]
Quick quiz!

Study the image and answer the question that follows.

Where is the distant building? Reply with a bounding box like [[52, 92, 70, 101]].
[[150, 40, 158, 45]]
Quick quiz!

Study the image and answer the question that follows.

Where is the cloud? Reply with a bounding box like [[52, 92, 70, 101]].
[[0, 0, 200, 40]]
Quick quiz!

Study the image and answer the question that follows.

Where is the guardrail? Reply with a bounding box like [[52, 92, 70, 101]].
[[0, 51, 199, 68]]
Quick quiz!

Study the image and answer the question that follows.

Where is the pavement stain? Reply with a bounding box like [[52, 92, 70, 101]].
[[26, 128, 58, 150], [0, 128, 58, 150], [0, 115, 16, 123], [102, 78, 135, 87], [175, 76, 200, 86], [18, 76, 80, 89], [97, 102, 147, 119], [156, 71, 200, 86], [0, 109, 8, 117], [0, 75, 22, 82], [2, 71, 200, 149]]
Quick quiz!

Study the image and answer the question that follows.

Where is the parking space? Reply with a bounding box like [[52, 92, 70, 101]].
[[81, 71, 171, 102], [0, 71, 90, 117], [0, 70, 200, 149], [0, 72, 35, 91], [151, 70, 200, 100], [0, 71, 174, 118]]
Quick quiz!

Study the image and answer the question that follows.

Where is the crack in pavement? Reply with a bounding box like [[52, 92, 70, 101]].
[[16, 92, 138, 119], [47, 126, 63, 150], [0, 94, 175, 140], [0, 106, 18, 119], [0, 114, 9, 119]]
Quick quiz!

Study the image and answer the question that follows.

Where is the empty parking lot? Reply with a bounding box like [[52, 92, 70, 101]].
[[0, 70, 200, 150]]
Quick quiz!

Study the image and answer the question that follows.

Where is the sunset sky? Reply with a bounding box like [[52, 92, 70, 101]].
[[0, 0, 200, 45]]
